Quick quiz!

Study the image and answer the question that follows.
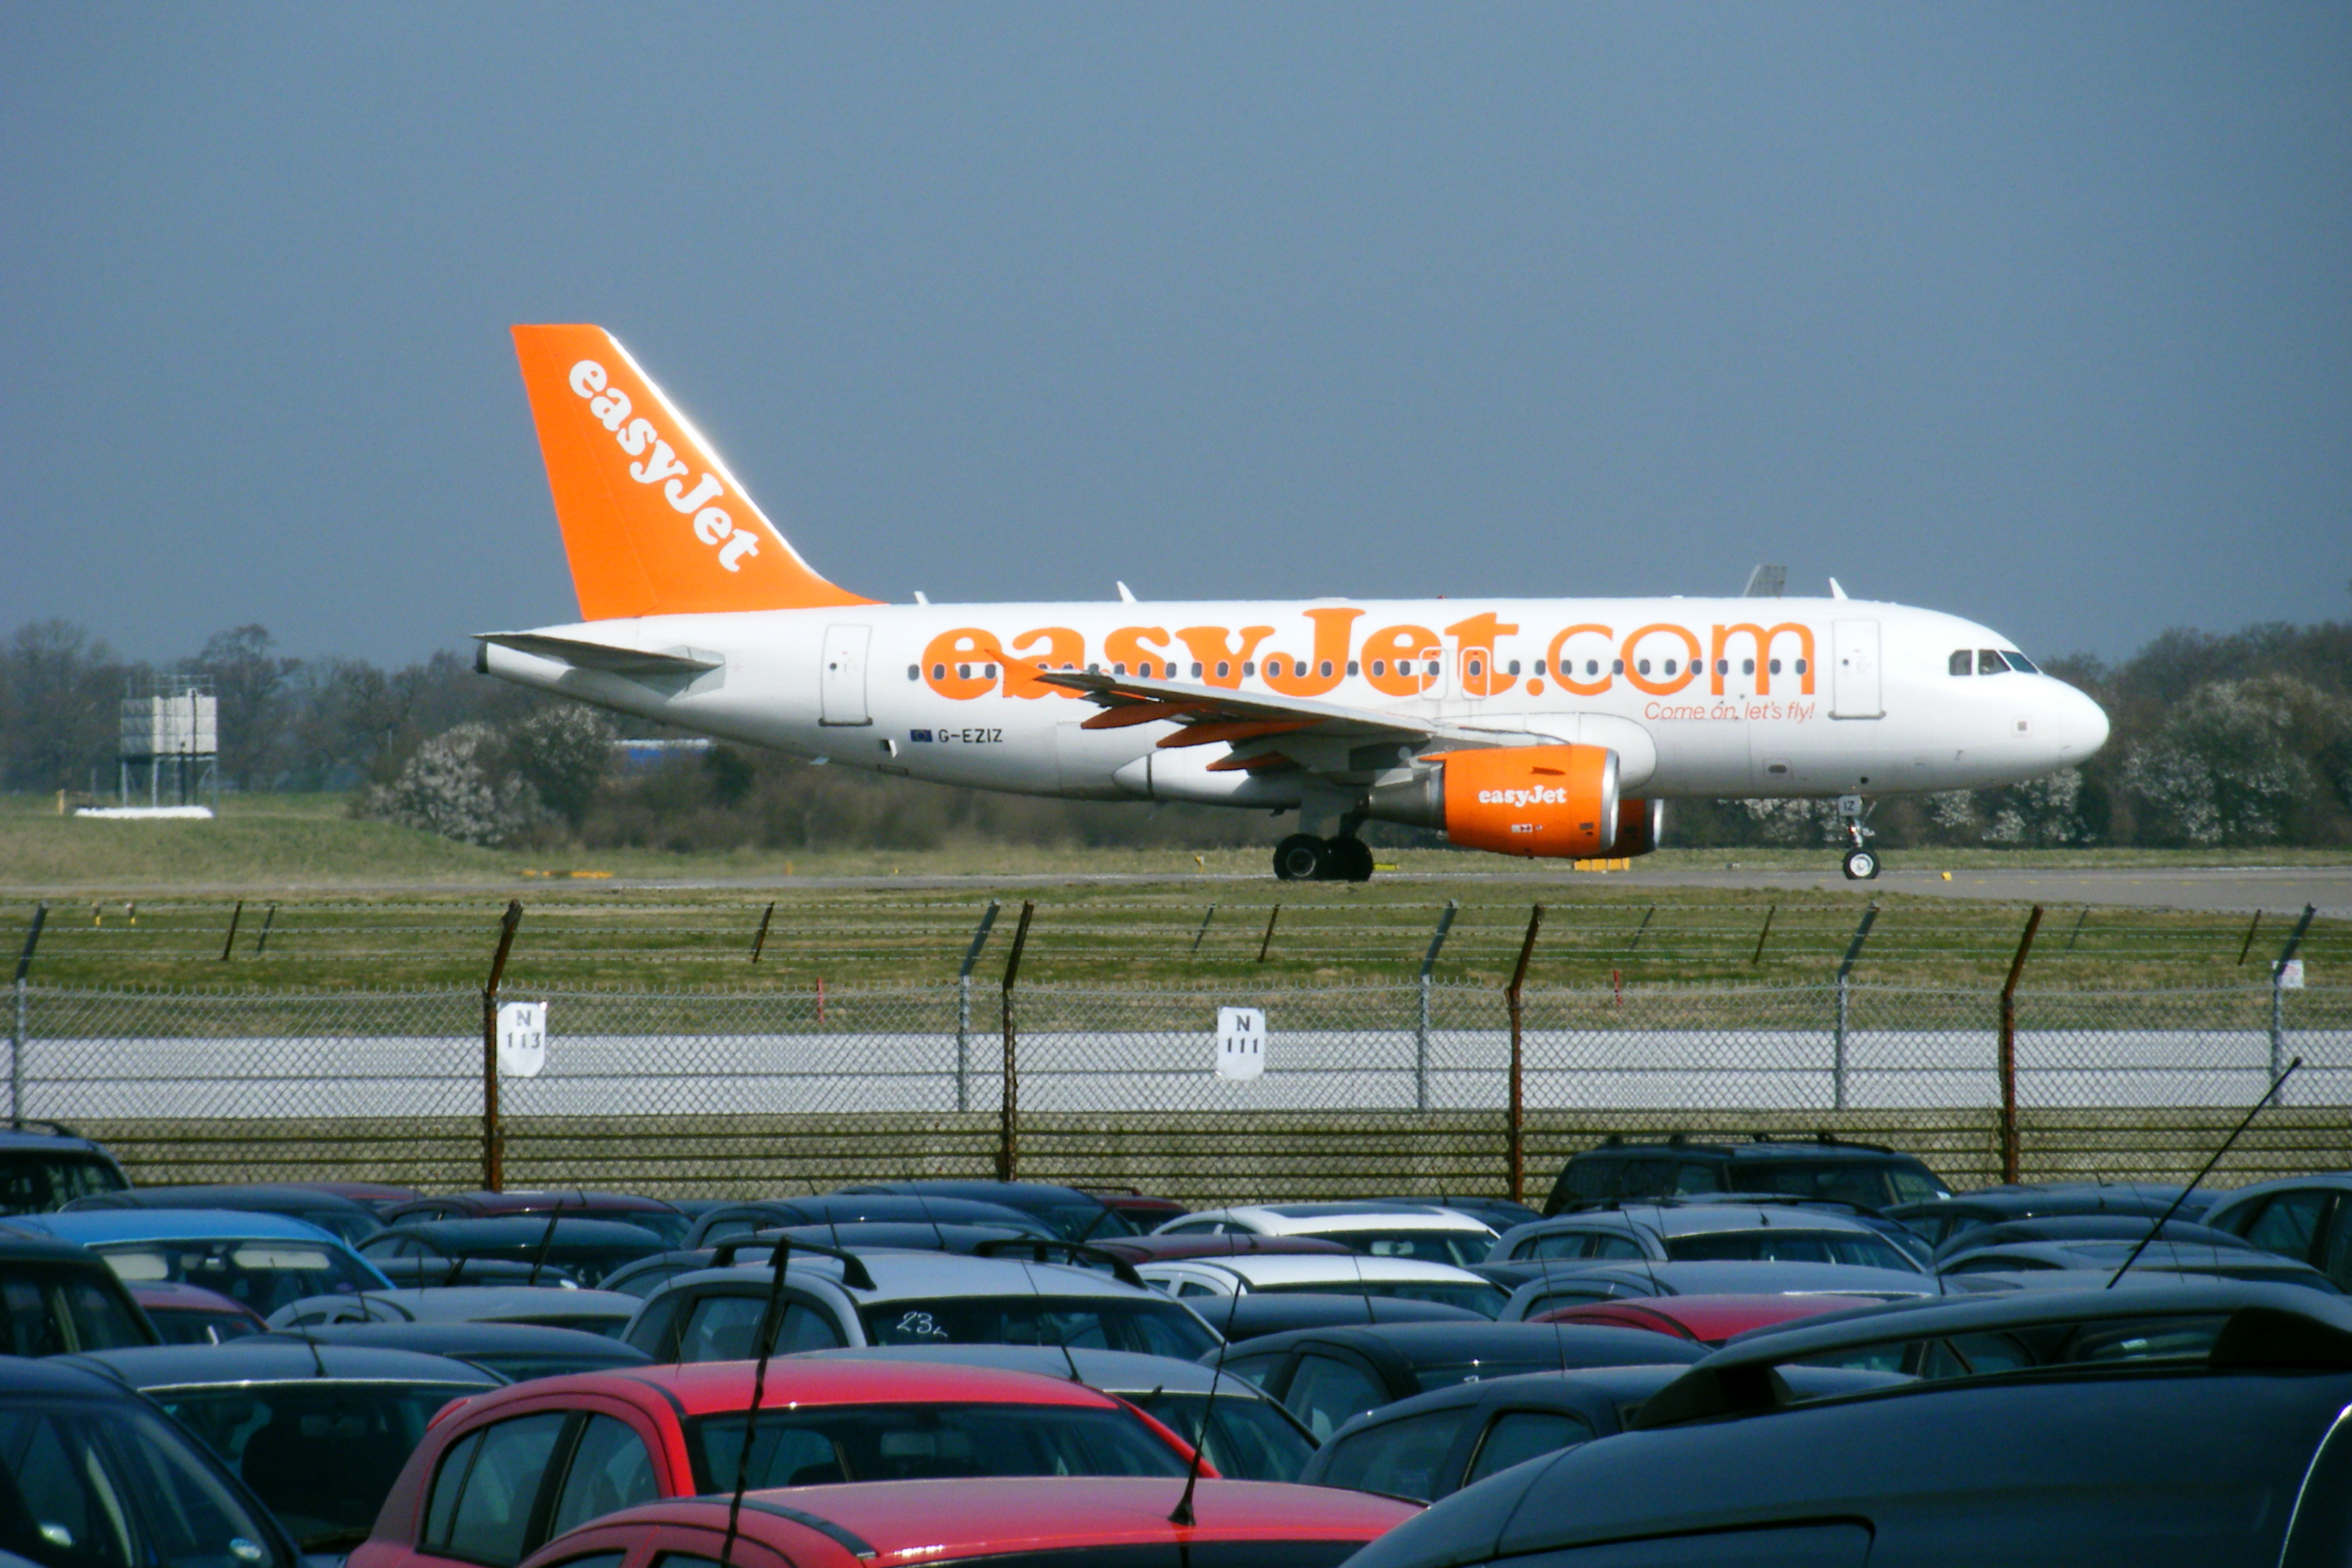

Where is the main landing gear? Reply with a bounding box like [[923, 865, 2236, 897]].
[[1273, 834, 1376, 882], [1837, 794, 1880, 881]]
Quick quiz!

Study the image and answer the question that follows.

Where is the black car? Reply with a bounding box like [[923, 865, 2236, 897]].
[[357, 1216, 669, 1288], [0, 1355, 301, 1568], [1889, 1182, 2212, 1252], [264, 1320, 654, 1381], [1937, 1238, 2338, 1291], [0, 1126, 128, 1214], [1348, 1282, 2352, 1567], [1202, 1320, 1706, 1442], [1477, 1258, 1933, 1322], [0, 1231, 158, 1355], [2203, 1172, 2352, 1291], [684, 1195, 1055, 1249], [834, 1181, 1139, 1242], [65, 1340, 502, 1556], [1930, 1213, 2255, 1265], [1194, 1293, 1490, 1344], [1544, 1134, 1949, 1215], [64, 1182, 386, 1246]]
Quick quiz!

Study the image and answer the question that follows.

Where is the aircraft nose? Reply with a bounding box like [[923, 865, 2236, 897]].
[[2050, 681, 2110, 760]]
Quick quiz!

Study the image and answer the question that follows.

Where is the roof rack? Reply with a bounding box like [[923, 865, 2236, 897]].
[[971, 1237, 1147, 1288], [710, 1233, 878, 1291], [5, 1121, 84, 1140]]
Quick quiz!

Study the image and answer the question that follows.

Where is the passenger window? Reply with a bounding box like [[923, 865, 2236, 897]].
[[1466, 1409, 1593, 1484], [1671, 1163, 1722, 1195], [1316, 1409, 1471, 1503], [2322, 1211, 2352, 1291], [1177, 1281, 1222, 1298], [1213, 1353, 1282, 1390], [1286, 1353, 1389, 1442], [1524, 1233, 1590, 1261], [1588, 1234, 1647, 1260], [423, 1431, 485, 1547], [1562, 1162, 1615, 1200], [433, 1412, 566, 1564], [1616, 1159, 1675, 1198], [1949, 650, 1972, 676], [2245, 1191, 2332, 1264], [546, 1416, 659, 1540], [678, 1296, 842, 1360], [1978, 649, 2010, 674]]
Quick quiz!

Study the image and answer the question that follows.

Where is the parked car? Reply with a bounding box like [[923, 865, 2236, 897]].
[[2202, 1172, 2352, 1291], [512, 1478, 1417, 1568], [802, 1343, 1320, 1481], [10, 1209, 391, 1317], [1203, 1320, 1706, 1441], [1371, 1195, 1544, 1231], [1938, 1237, 2339, 1291], [1489, 1202, 1926, 1274], [0, 1355, 301, 1568], [834, 1180, 1139, 1242], [1092, 1232, 1356, 1264], [1928, 1213, 2253, 1265], [1544, 1133, 1949, 1215], [273, 1180, 425, 1216], [1532, 1291, 1882, 1346], [267, 1321, 653, 1381], [1076, 1185, 1190, 1228], [0, 1230, 158, 1354], [359, 1217, 669, 1288], [270, 1286, 643, 1337], [1154, 1203, 1500, 1267], [1348, 1281, 2352, 1567], [1137, 1252, 1511, 1318], [128, 1280, 267, 1345], [684, 1195, 1054, 1249], [383, 1191, 690, 1247], [625, 1248, 1223, 1361], [0, 1125, 129, 1214], [345, 1359, 1209, 1568], [64, 1182, 386, 1244], [1195, 1293, 1491, 1342], [1486, 1259, 1935, 1321], [1887, 1181, 2210, 1251], [63, 1340, 502, 1556]]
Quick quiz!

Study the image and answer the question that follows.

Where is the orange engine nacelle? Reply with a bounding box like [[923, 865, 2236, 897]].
[[1616, 797, 1663, 857], [1368, 744, 1620, 858]]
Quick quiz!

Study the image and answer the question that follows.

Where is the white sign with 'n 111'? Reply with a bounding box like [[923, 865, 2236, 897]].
[[498, 1001, 548, 1077], [1216, 1007, 1266, 1080]]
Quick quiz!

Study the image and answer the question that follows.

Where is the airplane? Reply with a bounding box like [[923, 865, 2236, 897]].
[[478, 324, 2110, 883]]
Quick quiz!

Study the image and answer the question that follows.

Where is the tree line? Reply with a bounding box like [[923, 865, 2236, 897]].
[[2, 616, 2346, 851]]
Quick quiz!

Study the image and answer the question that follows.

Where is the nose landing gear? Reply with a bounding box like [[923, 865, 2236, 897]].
[[1272, 834, 1376, 882], [1837, 794, 1880, 880]]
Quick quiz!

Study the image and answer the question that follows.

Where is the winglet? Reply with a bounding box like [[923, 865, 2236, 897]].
[[511, 325, 878, 620]]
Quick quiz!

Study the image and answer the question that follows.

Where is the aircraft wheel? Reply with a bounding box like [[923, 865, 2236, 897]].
[[1273, 834, 1329, 882], [1842, 847, 1881, 881], [1327, 837, 1376, 883]]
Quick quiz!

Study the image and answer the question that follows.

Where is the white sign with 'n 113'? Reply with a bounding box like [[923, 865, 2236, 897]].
[[1216, 1007, 1266, 1080], [498, 1001, 548, 1077]]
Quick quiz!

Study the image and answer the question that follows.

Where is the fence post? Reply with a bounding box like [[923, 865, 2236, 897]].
[[1190, 904, 1217, 955], [956, 901, 1002, 1114], [1505, 905, 1544, 1205], [1832, 904, 1878, 1112], [1998, 904, 2045, 1185], [1256, 905, 1281, 963], [2271, 905, 2317, 1107], [12, 905, 47, 1131], [481, 901, 523, 1193], [218, 900, 243, 962], [1750, 904, 1776, 966], [1417, 901, 1458, 1114], [749, 902, 775, 963], [998, 901, 1034, 1182]]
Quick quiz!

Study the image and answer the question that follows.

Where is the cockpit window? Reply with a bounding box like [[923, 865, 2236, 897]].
[[2002, 650, 2039, 674], [1977, 649, 2011, 674], [1948, 651, 1972, 677]]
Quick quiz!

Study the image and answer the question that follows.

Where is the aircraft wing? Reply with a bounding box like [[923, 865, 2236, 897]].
[[474, 632, 723, 677]]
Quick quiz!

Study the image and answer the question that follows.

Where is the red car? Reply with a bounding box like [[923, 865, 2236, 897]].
[[349, 1360, 1211, 1568], [516, 1477, 1418, 1568], [1532, 1292, 1866, 1346], [127, 1280, 267, 1344]]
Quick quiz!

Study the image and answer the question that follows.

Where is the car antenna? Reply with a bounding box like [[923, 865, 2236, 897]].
[[526, 1203, 563, 1287], [1168, 1308, 1230, 1527], [2109, 1056, 2300, 1290], [909, 1188, 950, 1252], [719, 1231, 794, 1568], [1017, 1254, 1088, 1386]]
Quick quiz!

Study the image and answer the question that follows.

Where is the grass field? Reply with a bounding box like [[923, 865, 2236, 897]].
[[5, 794, 2345, 992]]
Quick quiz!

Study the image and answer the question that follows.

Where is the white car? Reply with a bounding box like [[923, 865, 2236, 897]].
[[1138, 1252, 1510, 1319], [1152, 1203, 1501, 1268]]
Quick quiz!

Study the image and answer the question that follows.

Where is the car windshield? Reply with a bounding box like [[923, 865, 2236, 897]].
[[1121, 1390, 1316, 1482], [1662, 1229, 1919, 1272], [858, 1295, 1219, 1359], [1324, 1230, 1491, 1268], [148, 1381, 486, 1553], [0, 1155, 126, 1216], [143, 1308, 262, 1348], [0, 1268, 153, 1355], [1255, 1280, 1505, 1318], [93, 1240, 383, 1317], [685, 1403, 1188, 1490], [0, 1394, 293, 1568]]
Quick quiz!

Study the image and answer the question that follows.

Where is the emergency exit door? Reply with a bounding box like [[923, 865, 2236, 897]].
[[819, 625, 873, 726], [1831, 620, 1883, 719]]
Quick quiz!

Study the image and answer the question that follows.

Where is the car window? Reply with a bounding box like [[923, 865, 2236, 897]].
[[1884, 1167, 1946, 1204], [1670, 1164, 1722, 1195], [1588, 1234, 1647, 1260], [1315, 1408, 1471, 1502], [0, 1396, 293, 1568], [429, 1412, 566, 1565], [2245, 1191, 2331, 1264], [1123, 1391, 1316, 1484], [1523, 1233, 1590, 1262], [687, 1404, 1188, 1490], [542, 1555, 626, 1568], [1466, 1409, 1595, 1485], [1616, 1161, 1675, 1198], [0, 1154, 125, 1214], [0, 1270, 150, 1355], [545, 1416, 659, 1540], [1745, 1162, 1892, 1209], [679, 1295, 845, 1360], [93, 1240, 380, 1317], [1561, 1162, 1616, 1202], [1212, 1353, 1282, 1390], [1662, 1230, 1914, 1271], [1286, 1353, 1389, 1442], [855, 1295, 1217, 1360]]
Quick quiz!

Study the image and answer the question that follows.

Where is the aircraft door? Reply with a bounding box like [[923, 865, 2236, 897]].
[[819, 624, 873, 726], [1831, 620, 1883, 719]]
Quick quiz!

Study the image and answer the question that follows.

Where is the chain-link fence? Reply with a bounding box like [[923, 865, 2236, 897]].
[[10, 975, 2348, 1201]]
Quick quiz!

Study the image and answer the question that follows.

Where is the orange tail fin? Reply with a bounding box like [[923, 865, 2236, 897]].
[[511, 324, 877, 620]]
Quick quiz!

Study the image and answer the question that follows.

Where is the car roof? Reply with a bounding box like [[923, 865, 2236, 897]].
[[2206, 1172, 2352, 1212], [1182, 1206, 1496, 1235], [1513, 1205, 1882, 1239], [411, 1190, 681, 1213], [659, 1250, 1161, 1303], [560, 1478, 1417, 1564], [1321, 1363, 1693, 1427], [1541, 1293, 1868, 1340], [456, 1356, 1136, 1419], [0, 1356, 150, 1399], [371, 1217, 671, 1244], [1942, 1239, 2334, 1278], [1213, 1320, 1708, 1370], [1151, 1255, 1494, 1286], [0, 1128, 110, 1155], [63, 1340, 504, 1389], [20, 1209, 350, 1244], [1889, 1185, 2202, 1221], [798, 1343, 1254, 1396], [0, 1230, 124, 1265], [80, 1184, 375, 1213], [1197, 1293, 1489, 1340], [271, 1322, 653, 1360], [272, 1286, 642, 1324], [1097, 1234, 1355, 1262], [1502, 1260, 1935, 1300], [1576, 1139, 1909, 1163]]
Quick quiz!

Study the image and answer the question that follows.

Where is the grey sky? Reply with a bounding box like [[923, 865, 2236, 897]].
[[4, 4, 2346, 669]]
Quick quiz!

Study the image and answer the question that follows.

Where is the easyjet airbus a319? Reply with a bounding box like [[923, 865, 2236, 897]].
[[481, 325, 2110, 881]]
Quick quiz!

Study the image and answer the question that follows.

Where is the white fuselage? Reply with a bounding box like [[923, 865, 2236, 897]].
[[480, 594, 2109, 814]]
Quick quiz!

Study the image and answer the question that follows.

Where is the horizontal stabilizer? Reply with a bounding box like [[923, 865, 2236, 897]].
[[474, 632, 722, 677]]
